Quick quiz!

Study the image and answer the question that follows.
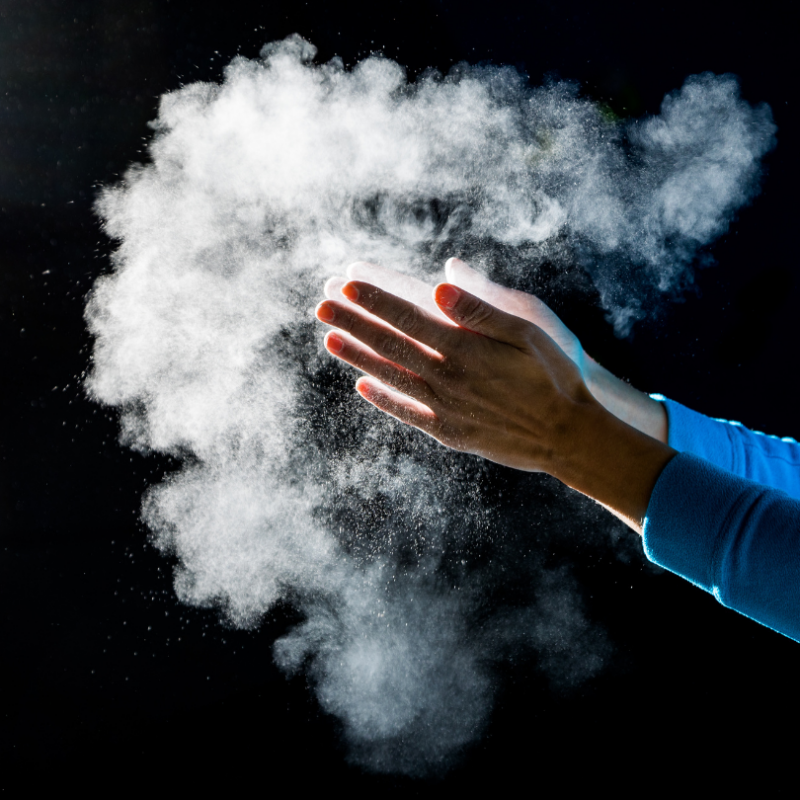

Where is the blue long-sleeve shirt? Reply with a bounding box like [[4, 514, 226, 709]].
[[642, 397, 800, 642]]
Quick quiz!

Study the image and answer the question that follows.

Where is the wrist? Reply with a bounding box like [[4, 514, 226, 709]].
[[549, 396, 676, 532], [582, 355, 605, 400], [583, 356, 668, 444], [546, 384, 603, 479]]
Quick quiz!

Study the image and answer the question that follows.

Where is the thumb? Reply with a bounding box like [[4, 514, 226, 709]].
[[445, 256, 488, 289], [434, 283, 531, 348]]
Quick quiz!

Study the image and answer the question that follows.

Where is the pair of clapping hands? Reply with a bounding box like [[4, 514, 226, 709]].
[[315, 258, 674, 531]]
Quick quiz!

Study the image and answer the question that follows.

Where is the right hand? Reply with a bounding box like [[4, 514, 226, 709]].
[[317, 270, 674, 532]]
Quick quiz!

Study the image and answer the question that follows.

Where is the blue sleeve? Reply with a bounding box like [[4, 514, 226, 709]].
[[643, 452, 800, 642], [652, 395, 800, 499]]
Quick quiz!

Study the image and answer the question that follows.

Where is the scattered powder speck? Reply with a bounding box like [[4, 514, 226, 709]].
[[85, 35, 775, 775]]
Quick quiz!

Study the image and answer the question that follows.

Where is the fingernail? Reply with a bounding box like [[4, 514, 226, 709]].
[[341, 282, 359, 302], [435, 284, 460, 309], [316, 302, 336, 323], [326, 332, 344, 353]]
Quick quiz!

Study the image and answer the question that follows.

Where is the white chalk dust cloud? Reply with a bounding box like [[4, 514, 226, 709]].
[[85, 35, 775, 775]]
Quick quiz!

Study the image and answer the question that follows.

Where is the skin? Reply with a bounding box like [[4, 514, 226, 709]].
[[316, 258, 677, 534]]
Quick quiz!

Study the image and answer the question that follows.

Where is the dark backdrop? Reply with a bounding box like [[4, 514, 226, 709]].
[[2, 0, 797, 791]]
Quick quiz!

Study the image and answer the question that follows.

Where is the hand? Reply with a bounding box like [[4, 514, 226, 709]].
[[317, 264, 677, 531], [325, 259, 667, 443], [326, 257, 586, 373], [316, 278, 593, 473]]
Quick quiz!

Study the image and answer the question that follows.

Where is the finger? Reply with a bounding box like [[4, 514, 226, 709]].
[[324, 331, 437, 406], [326, 274, 413, 338], [433, 283, 533, 349], [355, 376, 443, 438], [444, 258, 513, 308], [316, 299, 441, 377], [324, 275, 349, 301], [324, 275, 392, 364], [445, 257, 553, 327], [341, 281, 455, 352], [346, 261, 453, 321], [444, 257, 490, 291]]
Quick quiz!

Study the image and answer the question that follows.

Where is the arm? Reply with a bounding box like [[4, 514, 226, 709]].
[[645, 453, 800, 642], [332, 259, 800, 496], [656, 397, 800, 499], [315, 277, 676, 532], [316, 271, 800, 641]]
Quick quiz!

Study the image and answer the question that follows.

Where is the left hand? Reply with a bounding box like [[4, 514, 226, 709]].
[[315, 278, 595, 473], [325, 259, 667, 443]]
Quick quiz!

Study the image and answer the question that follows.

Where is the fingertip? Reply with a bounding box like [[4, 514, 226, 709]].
[[447, 256, 491, 289], [346, 261, 374, 279], [434, 283, 461, 310], [355, 375, 373, 397], [315, 300, 335, 323], [324, 275, 346, 299], [444, 257, 466, 281], [356, 375, 389, 400], [324, 330, 344, 354], [341, 281, 360, 302]]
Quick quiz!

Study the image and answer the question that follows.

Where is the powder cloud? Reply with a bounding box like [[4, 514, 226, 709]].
[[85, 35, 775, 775]]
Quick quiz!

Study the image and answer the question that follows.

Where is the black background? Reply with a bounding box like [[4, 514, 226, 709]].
[[2, 0, 798, 791]]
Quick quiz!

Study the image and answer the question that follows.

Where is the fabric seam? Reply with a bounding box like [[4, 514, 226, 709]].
[[724, 423, 740, 475], [740, 441, 800, 468]]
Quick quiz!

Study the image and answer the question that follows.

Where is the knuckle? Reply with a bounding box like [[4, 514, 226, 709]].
[[352, 347, 370, 372], [360, 287, 380, 313], [378, 330, 406, 361], [437, 354, 465, 384], [393, 304, 421, 336], [460, 295, 491, 324], [338, 311, 357, 334]]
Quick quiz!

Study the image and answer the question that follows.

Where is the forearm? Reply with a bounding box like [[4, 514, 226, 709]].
[[584, 357, 668, 444], [549, 395, 677, 534]]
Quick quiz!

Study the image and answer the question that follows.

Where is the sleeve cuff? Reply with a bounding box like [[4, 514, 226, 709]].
[[649, 395, 736, 473], [642, 452, 731, 593]]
